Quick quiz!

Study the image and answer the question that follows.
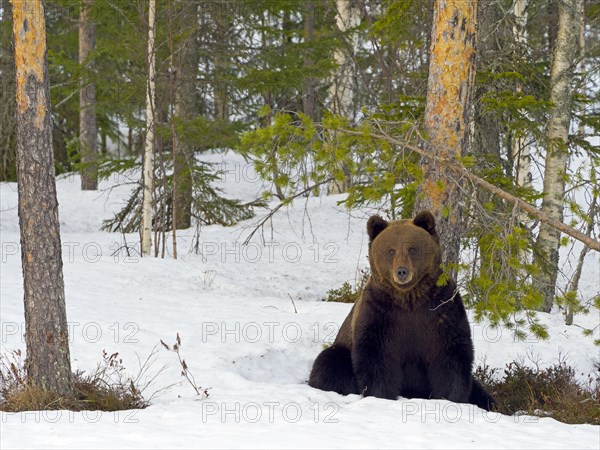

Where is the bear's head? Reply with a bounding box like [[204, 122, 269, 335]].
[[367, 210, 442, 292]]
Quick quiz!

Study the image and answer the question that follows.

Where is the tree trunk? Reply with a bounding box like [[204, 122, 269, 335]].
[[327, 0, 359, 195], [128, 126, 133, 154], [470, 0, 503, 241], [100, 129, 107, 155], [302, 1, 316, 120], [1, 0, 16, 182], [142, 0, 156, 256], [512, 0, 532, 191], [535, 0, 581, 312], [566, 0, 588, 326], [11, 0, 73, 396], [565, 191, 595, 325], [473, 0, 502, 165], [328, 0, 359, 119], [548, 0, 559, 54], [79, 0, 97, 190], [414, 0, 478, 270], [213, 2, 229, 122], [173, 0, 197, 230]]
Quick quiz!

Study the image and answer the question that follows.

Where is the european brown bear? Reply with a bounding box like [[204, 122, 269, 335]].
[[308, 210, 495, 410]]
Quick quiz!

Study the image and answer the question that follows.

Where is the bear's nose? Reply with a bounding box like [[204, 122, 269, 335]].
[[396, 267, 409, 282]]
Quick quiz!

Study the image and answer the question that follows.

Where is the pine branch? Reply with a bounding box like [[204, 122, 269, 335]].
[[337, 128, 600, 252]]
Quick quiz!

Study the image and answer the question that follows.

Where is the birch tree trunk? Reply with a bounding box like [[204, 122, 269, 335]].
[[548, 0, 559, 53], [512, 0, 532, 191], [141, 0, 156, 256], [327, 0, 359, 195], [535, 0, 581, 312], [328, 0, 359, 118], [11, 0, 73, 395], [79, 0, 97, 191], [414, 0, 478, 270]]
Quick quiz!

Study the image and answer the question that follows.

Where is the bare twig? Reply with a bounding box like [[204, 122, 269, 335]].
[[242, 177, 334, 245], [288, 294, 298, 314], [161, 334, 210, 399]]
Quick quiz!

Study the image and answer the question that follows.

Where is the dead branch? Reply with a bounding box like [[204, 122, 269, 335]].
[[242, 177, 334, 246], [337, 128, 600, 252]]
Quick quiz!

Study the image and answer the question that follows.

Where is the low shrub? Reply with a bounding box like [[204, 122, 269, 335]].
[[0, 349, 156, 412], [475, 359, 600, 425], [323, 269, 370, 303]]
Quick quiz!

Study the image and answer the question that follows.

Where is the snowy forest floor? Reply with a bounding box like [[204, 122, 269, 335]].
[[1, 151, 599, 449]]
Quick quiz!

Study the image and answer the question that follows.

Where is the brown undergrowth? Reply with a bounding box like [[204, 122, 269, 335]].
[[0, 349, 160, 412], [475, 358, 600, 425]]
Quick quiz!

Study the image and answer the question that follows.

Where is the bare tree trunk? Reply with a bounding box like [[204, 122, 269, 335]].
[[328, 0, 359, 118], [327, 0, 359, 195], [566, 0, 588, 325], [302, 1, 316, 120], [127, 126, 133, 154], [548, 0, 559, 54], [173, 0, 197, 230], [512, 0, 532, 192], [167, 2, 178, 258], [565, 183, 596, 325], [213, 2, 229, 122], [1, 0, 17, 182], [473, 0, 503, 163], [141, 0, 156, 256], [100, 129, 107, 155], [414, 0, 478, 270], [79, 0, 97, 190], [1, 0, 16, 182], [535, 0, 581, 312], [260, 10, 284, 200], [11, 0, 73, 396], [470, 0, 504, 279]]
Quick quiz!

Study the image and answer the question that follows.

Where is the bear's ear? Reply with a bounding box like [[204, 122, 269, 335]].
[[367, 215, 388, 242], [413, 210, 439, 243]]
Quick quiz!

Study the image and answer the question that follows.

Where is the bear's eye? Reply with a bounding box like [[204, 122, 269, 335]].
[[408, 247, 417, 256], [388, 249, 396, 256]]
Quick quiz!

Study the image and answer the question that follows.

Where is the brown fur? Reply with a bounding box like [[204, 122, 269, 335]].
[[308, 211, 495, 410]]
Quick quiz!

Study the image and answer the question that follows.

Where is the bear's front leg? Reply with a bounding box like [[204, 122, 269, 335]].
[[427, 343, 473, 403], [351, 318, 399, 400], [428, 297, 475, 403]]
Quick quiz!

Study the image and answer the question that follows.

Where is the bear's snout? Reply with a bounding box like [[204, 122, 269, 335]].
[[394, 266, 412, 285]]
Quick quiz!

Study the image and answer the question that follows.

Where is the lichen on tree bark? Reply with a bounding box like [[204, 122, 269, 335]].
[[11, 0, 73, 396], [415, 0, 478, 270]]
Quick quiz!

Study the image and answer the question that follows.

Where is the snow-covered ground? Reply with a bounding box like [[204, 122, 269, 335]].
[[1, 151, 599, 449]]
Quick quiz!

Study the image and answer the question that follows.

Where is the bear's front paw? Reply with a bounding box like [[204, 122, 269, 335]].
[[431, 374, 471, 403], [358, 380, 398, 400]]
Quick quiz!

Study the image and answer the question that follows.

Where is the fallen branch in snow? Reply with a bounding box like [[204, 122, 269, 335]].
[[288, 294, 298, 313], [337, 128, 600, 252]]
